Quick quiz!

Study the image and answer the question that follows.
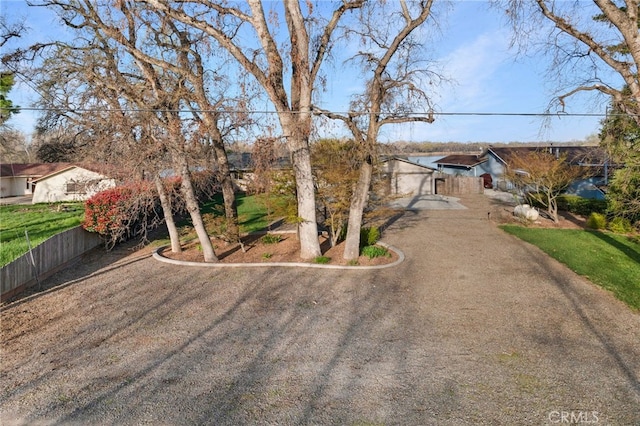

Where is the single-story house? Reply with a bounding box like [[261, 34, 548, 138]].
[[482, 145, 611, 200], [434, 154, 488, 177], [31, 164, 116, 203], [0, 163, 73, 198], [380, 157, 436, 196]]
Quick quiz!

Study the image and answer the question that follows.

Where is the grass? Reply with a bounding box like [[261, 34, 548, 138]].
[[187, 193, 274, 234], [361, 245, 390, 259], [501, 225, 640, 311], [0, 193, 278, 266], [159, 193, 282, 249], [0, 203, 85, 266], [260, 234, 282, 244]]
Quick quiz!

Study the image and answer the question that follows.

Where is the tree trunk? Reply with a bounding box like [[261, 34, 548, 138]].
[[343, 157, 373, 261], [220, 171, 239, 240], [178, 158, 218, 262], [154, 174, 181, 253], [209, 130, 239, 242], [291, 139, 322, 259], [549, 194, 559, 223]]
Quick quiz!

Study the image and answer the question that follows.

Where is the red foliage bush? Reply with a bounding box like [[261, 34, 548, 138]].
[[84, 172, 220, 249], [83, 181, 158, 249]]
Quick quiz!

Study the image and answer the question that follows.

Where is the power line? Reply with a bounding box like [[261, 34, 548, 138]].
[[2, 64, 630, 119], [5, 106, 624, 118]]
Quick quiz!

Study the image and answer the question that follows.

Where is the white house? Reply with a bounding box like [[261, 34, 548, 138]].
[[0, 163, 72, 198], [32, 165, 116, 203]]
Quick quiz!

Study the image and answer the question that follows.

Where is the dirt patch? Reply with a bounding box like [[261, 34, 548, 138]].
[[160, 232, 399, 267]]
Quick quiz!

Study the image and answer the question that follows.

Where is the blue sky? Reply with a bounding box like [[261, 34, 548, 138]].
[[2, 1, 609, 144]]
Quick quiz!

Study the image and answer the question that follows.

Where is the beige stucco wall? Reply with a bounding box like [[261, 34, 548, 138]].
[[32, 168, 115, 203], [383, 160, 434, 196]]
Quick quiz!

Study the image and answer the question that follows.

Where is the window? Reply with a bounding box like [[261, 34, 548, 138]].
[[65, 181, 87, 194]]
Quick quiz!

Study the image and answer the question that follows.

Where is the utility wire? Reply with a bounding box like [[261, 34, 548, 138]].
[[5, 106, 626, 118], [2, 64, 631, 119]]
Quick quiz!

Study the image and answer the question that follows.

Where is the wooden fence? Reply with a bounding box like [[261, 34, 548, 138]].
[[434, 175, 484, 195], [1, 226, 102, 302]]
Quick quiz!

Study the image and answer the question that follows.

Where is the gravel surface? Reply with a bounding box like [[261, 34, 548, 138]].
[[1, 193, 639, 425]]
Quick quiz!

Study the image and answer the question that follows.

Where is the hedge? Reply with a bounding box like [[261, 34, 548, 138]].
[[525, 193, 607, 216]]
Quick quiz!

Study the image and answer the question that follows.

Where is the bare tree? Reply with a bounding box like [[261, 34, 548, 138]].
[[27, 0, 255, 261], [315, 0, 439, 260], [0, 15, 26, 49], [0, 128, 33, 162], [504, 0, 640, 126], [81, 4, 247, 242], [142, 0, 366, 259], [505, 150, 585, 223], [25, 13, 199, 258]]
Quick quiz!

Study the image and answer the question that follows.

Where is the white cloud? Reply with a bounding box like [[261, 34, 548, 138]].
[[437, 31, 511, 112]]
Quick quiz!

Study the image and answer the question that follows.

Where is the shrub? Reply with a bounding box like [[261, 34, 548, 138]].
[[528, 194, 608, 216], [83, 181, 160, 249], [203, 210, 228, 238], [558, 195, 608, 216], [261, 234, 282, 244], [361, 245, 390, 259], [586, 212, 607, 230], [608, 217, 633, 234], [360, 226, 380, 247]]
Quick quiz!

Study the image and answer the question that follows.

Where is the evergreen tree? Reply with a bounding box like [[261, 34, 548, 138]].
[[600, 89, 640, 225], [0, 73, 20, 125]]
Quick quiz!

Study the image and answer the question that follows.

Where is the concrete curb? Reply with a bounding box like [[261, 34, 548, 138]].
[[152, 241, 405, 270]]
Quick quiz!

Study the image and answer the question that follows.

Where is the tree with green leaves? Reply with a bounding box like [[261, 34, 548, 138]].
[[312, 139, 361, 247], [0, 73, 19, 125], [1, 15, 25, 125], [600, 89, 640, 225]]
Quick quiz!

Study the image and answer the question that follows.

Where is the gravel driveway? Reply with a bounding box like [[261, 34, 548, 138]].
[[1, 193, 639, 425]]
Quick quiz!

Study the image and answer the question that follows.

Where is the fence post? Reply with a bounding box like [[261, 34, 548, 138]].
[[24, 229, 41, 290]]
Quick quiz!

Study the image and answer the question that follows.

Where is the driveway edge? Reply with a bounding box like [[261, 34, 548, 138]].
[[152, 241, 405, 270]]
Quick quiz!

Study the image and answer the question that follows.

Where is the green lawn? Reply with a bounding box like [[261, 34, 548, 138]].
[[501, 225, 640, 311], [182, 193, 277, 234], [0, 193, 276, 266], [0, 203, 85, 266]]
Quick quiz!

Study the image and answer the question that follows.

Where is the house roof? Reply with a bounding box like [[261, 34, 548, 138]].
[[381, 156, 438, 171], [435, 154, 487, 168], [1, 162, 120, 182], [32, 163, 119, 182], [487, 146, 608, 167], [0, 163, 73, 178]]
